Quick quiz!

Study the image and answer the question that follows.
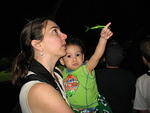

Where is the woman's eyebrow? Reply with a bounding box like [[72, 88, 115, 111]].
[[50, 25, 60, 30]]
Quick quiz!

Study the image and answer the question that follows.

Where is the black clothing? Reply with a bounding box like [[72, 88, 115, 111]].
[[27, 59, 61, 92], [96, 68, 136, 113], [11, 59, 63, 113]]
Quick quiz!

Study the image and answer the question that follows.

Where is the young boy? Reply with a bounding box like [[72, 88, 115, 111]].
[[60, 23, 113, 113]]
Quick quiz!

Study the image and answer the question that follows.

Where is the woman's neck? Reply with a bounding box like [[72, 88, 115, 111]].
[[35, 56, 58, 74]]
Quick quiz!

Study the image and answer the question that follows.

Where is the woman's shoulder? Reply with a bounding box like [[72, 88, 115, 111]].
[[20, 81, 56, 100], [27, 82, 74, 113], [28, 82, 59, 100]]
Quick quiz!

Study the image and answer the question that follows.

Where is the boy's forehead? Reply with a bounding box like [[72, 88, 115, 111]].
[[67, 45, 81, 50]]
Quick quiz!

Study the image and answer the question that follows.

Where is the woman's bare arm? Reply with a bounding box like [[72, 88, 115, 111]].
[[28, 82, 74, 113]]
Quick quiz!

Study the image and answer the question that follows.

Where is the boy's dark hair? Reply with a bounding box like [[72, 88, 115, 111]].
[[66, 35, 86, 54], [140, 37, 150, 62], [105, 40, 125, 66]]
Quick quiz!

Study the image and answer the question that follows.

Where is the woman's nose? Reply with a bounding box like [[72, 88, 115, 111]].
[[61, 32, 67, 40]]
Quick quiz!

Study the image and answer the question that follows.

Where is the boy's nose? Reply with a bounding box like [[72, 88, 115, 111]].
[[73, 57, 77, 61]]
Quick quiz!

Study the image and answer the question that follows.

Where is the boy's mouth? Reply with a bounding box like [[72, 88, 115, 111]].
[[72, 63, 78, 66]]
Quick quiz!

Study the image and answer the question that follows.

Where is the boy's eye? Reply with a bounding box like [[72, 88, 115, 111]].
[[66, 55, 71, 58], [76, 52, 82, 57], [76, 53, 80, 56]]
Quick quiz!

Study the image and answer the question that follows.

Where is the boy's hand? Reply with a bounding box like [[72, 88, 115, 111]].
[[100, 22, 113, 40]]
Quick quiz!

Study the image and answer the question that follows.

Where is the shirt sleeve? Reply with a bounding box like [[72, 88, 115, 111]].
[[133, 77, 147, 110]]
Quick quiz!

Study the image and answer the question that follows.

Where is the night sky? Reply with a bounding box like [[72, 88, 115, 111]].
[[1, 0, 150, 75]]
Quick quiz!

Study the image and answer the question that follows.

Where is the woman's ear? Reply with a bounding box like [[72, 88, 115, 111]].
[[31, 40, 43, 51], [59, 58, 65, 65]]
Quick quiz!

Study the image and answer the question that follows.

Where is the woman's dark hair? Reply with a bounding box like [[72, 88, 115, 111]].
[[66, 35, 86, 54], [11, 18, 50, 85]]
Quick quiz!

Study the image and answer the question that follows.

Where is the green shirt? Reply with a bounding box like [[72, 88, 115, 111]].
[[62, 64, 99, 109]]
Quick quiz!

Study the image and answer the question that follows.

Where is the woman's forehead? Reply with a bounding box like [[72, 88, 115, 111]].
[[47, 20, 57, 27], [42, 20, 58, 33]]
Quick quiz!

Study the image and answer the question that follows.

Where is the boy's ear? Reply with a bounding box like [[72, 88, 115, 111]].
[[59, 58, 65, 65], [82, 54, 85, 62], [31, 40, 43, 51]]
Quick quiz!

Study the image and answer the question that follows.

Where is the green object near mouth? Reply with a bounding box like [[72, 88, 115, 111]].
[[85, 25, 105, 32]]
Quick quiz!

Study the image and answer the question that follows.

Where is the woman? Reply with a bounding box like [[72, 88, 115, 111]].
[[12, 18, 74, 113]]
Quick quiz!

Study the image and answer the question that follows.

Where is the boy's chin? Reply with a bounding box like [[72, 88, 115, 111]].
[[70, 66, 79, 70]]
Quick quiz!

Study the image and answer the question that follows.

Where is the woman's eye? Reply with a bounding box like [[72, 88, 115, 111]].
[[52, 29, 59, 35], [54, 29, 58, 33]]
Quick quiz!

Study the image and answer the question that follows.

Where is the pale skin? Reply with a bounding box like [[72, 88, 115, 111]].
[[61, 22, 113, 73], [28, 20, 74, 113]]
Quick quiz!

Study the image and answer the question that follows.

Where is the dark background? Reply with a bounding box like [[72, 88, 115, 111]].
[[1, 0, 150, 74], [0, 1, 150, 112]]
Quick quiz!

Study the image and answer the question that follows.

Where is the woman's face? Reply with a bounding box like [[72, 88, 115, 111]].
[[40, 20, 67, 58]]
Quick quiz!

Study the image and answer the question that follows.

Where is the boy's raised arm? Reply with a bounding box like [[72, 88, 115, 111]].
[[87, 22, 113, 72]]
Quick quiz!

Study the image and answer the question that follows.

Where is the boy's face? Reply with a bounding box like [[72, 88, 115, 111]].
[[61, 44, 84, 70]]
